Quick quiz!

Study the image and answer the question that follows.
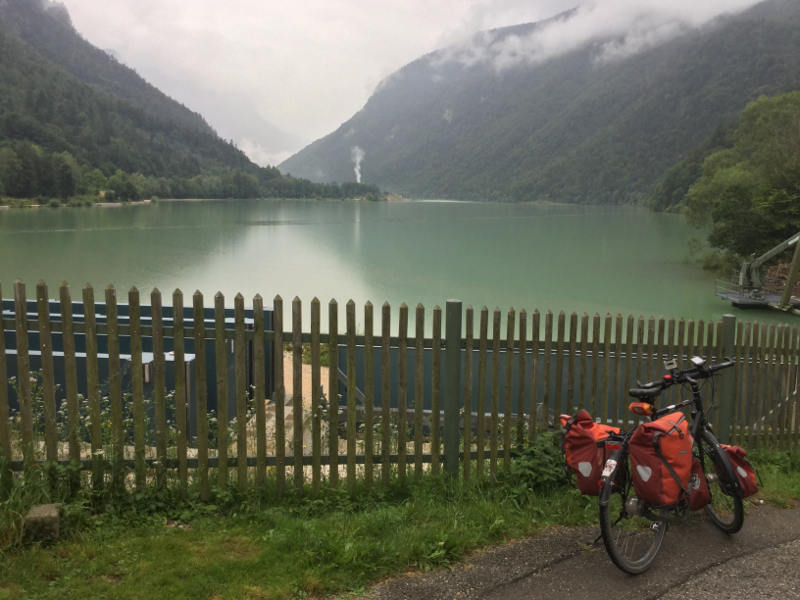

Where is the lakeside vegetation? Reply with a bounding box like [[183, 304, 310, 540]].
[[685, 93, 800, 259], [0, 140, 381, 207], [648, 91, 800, 273]]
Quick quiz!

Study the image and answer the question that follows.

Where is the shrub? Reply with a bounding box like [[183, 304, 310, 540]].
[[496, 432, 569, 503]]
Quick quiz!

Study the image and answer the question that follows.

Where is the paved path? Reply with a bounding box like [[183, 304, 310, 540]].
[[358, 502, 800, 599]]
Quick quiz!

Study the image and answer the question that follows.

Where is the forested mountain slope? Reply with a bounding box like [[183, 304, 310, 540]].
[[0, 0, 379, 201], [0, 0, 255, 177], [280, 0, 800, 203]]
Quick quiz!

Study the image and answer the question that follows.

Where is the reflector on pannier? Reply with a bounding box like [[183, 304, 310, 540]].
[[629, 412, 692, 506], [721, 444, 758, 498]]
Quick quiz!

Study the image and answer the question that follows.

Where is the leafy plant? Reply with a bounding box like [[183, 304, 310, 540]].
[[495, 432, 569, 505], [283, 342, 331, 367]]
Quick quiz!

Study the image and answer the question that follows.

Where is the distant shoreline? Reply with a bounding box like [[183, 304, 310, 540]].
[[95, 199, 152, 207], [0, 196, 389, 209], [0, 196, 600, 210], [0, 198, 153, 209], [160, 194, 414, 204]]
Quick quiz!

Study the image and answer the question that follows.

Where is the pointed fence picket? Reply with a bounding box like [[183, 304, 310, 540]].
[[0, 280, 798, 499]]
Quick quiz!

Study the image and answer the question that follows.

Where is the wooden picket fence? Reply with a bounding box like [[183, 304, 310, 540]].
[[1, 280, 798, 499]]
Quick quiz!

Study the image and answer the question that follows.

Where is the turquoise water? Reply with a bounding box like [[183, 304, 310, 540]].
[[0, 199, 793, 329]]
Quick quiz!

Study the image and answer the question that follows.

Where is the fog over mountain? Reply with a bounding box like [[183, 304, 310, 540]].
[[280, 0, 800, 202], [57, 0, 763, 167], [434, 0, 760, 71]]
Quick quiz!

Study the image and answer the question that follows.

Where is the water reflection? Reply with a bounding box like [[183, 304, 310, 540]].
[[0, 200, 795, 332]]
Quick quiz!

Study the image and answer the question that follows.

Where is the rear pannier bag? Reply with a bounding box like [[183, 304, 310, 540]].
[[721, 444, 758, 498], [629, 412, 692, 506], [560, 410, 620, 496], [688, 456, 711, 511]]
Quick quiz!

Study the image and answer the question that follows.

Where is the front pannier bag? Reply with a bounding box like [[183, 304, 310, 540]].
[[629, 412, 692, 506], [560, 410, 620, 495], [721, 444, 758, 498]]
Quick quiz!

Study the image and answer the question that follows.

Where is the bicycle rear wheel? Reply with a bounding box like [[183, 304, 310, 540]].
[[701, 430, 744, 533], [599, 460, 666, 574]]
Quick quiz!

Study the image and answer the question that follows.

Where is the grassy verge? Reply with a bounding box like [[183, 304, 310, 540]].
[[0, 483, 597, 599], [746, 447, 800, 507], [0, 442, 797, 600]]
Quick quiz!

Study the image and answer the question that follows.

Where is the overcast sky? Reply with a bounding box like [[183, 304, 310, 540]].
[[58, 0, 762, 167]]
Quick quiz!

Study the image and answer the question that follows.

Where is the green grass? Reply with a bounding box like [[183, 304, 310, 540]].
[[0, 478, 598, 600], [746, 447, 800, 507], [0, 442, 797, 600]]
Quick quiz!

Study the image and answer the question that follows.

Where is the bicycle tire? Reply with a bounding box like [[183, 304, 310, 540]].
[[701, 429, 744, 534], [599, 459, 667, 574]]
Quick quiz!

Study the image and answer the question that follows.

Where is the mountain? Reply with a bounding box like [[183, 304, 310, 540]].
[[280, 0, 800, 203], [0, 0, 252, 177], [0, 0, 380, 201]]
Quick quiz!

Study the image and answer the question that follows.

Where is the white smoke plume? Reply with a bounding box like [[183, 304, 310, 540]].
[[351, 145, 365, 183]]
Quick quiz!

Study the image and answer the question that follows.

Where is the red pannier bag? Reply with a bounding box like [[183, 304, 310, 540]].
[[560, 410, 620, 496], [629, 412, 692, 506], [721, 444, 758, 498], [688, 456, 711, 510]]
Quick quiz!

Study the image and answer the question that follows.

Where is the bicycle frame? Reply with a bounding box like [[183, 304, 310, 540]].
[[601, 374, 742, 512], [597, 357, 744, 574]]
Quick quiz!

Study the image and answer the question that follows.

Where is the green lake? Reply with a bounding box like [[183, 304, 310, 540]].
[[0, 199, 793, 328]]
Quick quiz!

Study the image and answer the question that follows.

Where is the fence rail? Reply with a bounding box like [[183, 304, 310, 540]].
[[1, 280, 798, 498]]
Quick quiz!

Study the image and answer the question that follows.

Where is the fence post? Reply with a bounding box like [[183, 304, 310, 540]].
[[780, 238, 800, 309], [444, 300, 462, 477], [0, 282, 10, 480], [718, 314, 737, 443], [14, 281, 34, 469]]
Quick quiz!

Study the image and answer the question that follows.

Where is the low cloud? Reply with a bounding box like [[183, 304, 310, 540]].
[[57, 0, 764, 156], [236, 138, 292, 168], [433, 0, 762, 71], [593, 16, 687, 64]]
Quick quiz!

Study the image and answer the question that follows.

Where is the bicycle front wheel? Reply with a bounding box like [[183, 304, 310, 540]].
[[701, 430, 744, 533], [599, 460, 666, 575]]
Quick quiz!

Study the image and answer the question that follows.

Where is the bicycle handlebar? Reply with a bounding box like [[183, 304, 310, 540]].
[[627, 358, 734, 400], [709, 358, 736, 373]]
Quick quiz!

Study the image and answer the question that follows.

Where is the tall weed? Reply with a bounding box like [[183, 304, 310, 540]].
[[495, 431, 569, 505], [0, 464, 53, 549]]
